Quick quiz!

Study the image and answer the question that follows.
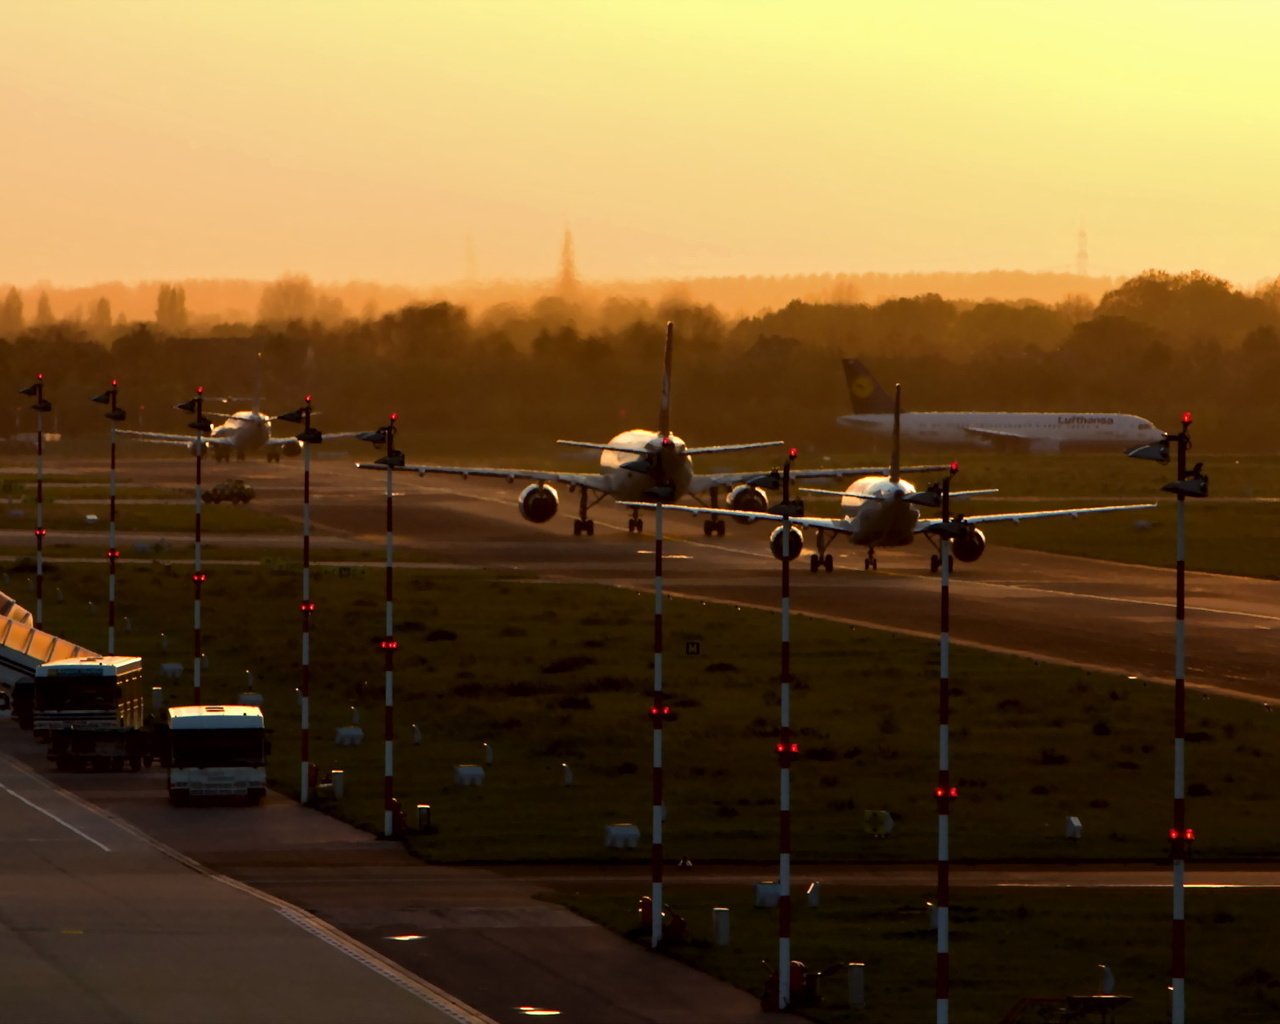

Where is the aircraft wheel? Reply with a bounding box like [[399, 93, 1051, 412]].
[[703, 520, 713, 537], [809, 554, 820, 573], [930, 554, 941, 574], [573, 520, 583, 536], [824, 554, 834, 573], [715, 520, 726, 537], [586, 520, 594, 536]]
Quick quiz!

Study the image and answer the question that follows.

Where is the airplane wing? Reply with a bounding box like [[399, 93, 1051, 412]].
[[693, 463, 953, 494], [683, 441, 784, 455], [367, 462, 612, 493], [624, 501, 854, 534], [914, 502, 1156, 531], [117, 430, 234, 448], [557, 440, 652, 456]]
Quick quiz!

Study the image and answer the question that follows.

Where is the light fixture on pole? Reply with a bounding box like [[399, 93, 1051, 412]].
[[1128, 412, 1207, 1024], [18, 375, 52, 629], [176, 387, 214, 704], [357, 415, 404, 838], [90, 381, 126, 653]]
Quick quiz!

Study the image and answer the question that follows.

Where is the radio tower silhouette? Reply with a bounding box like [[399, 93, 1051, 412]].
[[1076, 223, 1089, 277]]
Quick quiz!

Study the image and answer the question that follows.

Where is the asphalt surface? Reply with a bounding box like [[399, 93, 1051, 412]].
[[0, 744, 489, 1024], [0, 726, 778, 1024], [244, 458, 1279, 702]]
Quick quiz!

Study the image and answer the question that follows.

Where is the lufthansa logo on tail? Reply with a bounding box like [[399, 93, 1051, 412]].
[[849, 375, 875, 399]]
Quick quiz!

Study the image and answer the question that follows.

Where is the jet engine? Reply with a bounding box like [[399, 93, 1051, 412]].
[[768, 524, 804, 562], [952, 526, 987, 562], [517, 483, 559, 524], [727, 484, 770, 513], [281, 440, 302, 457]]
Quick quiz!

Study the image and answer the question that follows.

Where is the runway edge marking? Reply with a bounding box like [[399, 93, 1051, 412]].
[[1, 758, 498, 1024]]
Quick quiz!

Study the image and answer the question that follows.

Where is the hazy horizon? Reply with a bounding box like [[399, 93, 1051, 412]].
[[6, 1, 1280, 289]]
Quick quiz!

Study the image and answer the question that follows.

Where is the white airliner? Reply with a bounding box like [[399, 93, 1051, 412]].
[[358, 323, 944, 536], [838, 358, 1165, 453], [120, 398, 301, 463], [636, 385, 1155, 572]]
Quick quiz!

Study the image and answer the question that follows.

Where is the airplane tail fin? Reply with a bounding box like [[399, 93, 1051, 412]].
[[658, 322, 673, 437], [890, 383, 902, 483], [842, 358, 895, 416]]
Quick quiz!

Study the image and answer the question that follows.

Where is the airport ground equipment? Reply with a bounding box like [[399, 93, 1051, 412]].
[[34, 655, 154, 771], [166, 704, 267, 803], [0, 597, 98, 730], [201, 479, 255, 504]]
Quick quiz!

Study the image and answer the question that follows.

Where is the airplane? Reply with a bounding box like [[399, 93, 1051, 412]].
[[120, 395, 303, 463], [357, 323, 949, 537], [633, 384, 1156, 572], [838, 358, 1165, 453]]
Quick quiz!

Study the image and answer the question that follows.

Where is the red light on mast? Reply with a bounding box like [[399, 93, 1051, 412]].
[[788, 447, 798, 460], [1181, 410, 1193, 425], [949, 461, 959, 473]]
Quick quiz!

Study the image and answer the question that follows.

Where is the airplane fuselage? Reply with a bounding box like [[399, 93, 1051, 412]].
[[836, 475, 921, 548], [598, 429, 695, 501], [210, 411, 272, 452], [838, 412, 1164, 452]]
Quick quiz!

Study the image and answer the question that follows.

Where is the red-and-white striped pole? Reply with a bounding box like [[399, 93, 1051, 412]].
[[935, 470, 956, 1024], [650, 500, 666, 948], [300, 398, 316, 803], [92, 381, 125, 653], [1169, 412, 1200, 1024], [19, 376, 51, 629], [381, 414, 399, 839], [777, 451, 797, 1010], [177, 386, 210, 705]]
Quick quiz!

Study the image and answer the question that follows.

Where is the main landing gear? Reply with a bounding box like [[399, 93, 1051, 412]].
[[807, 529, 834, 573], [864, 548, 878, 571], [572, 486, 600, 537], [627, 514, 643, 534], [929, 553, 955, 574], [702, 517, 725, 537]]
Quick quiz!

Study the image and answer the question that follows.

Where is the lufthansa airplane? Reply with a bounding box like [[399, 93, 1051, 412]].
[[635, 385, 1155, 572], [359, 324, 946, 537], [838, 359, 1164, 453]]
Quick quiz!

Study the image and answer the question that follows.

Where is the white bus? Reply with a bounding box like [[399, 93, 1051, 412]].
[[35, 655, 151, 771], [166, 705, 267, 804]]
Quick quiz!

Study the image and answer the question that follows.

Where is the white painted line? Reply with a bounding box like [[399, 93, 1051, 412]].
[[0, 781, 111, 852]]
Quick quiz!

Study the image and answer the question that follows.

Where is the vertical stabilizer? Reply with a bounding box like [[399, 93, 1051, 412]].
[[842, 358, 895, 415], [890, 384, 902, 483], [658, 322, 673, 437]]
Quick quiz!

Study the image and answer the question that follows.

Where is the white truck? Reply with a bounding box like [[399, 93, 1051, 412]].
[[166, 705, 268, 804]]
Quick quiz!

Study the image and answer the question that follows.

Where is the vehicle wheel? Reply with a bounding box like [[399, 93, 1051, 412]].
[[824, 554, 834, 572], [703, 520, 713, 537], [129, 755, 142, 772], [809, 554, 820, 573], [573, 520, 582, 536], [716, 520, 726, 537], [247, 788, 266, 805], [56, 755, 73, 772], [169, 789, 188, 806], [585, 520, 594, 536]]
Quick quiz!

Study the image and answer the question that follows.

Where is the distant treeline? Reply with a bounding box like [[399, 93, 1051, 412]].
[[1, 270, 1277, 453]]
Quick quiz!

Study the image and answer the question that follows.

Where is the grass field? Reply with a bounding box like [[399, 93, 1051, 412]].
[[10, 558, 1279, 866], [549, 882, 1280, 1023]]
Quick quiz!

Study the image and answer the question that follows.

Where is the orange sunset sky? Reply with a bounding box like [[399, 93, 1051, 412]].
[[4, 0, 1279, 289]]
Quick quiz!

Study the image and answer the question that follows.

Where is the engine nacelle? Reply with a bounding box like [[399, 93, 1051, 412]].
[[517, 483, 559, 524], [768, 524, 804, 562], [727, 484, 770, 513], [953, 526, 987, 563], [281, 440, 302, 457]]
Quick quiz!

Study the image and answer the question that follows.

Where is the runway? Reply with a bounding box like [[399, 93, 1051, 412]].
[[29, 455, 1280, 701]]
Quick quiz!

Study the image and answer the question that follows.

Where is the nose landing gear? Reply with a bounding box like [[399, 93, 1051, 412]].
[[702, 517, 726, 537]]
